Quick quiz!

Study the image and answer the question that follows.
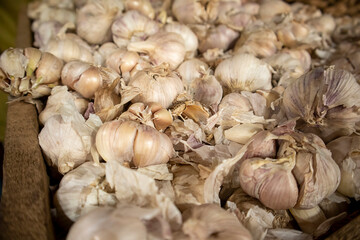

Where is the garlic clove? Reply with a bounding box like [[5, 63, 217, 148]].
[[177, 59, 209, 87], [127, 32, 186, 70], [289, 206, 327, 234], [35, 52, 63, 84], [132, 123, 174, 167], [23, 47, 42, 77], [124, 0, 155, 19], [153, 108, 173, 131], [224, 123, 264, 145]]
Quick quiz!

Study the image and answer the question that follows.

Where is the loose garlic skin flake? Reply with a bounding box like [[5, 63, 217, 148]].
[[95, 120, 174, 167]]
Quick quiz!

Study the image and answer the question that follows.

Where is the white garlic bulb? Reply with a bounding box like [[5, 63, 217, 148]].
[[164, 22, 198, 58], [32, 20, 63, 48], [238, 126, 341, 210], [55, 162, 116, 223], [27, 2, 76, 25], [112, 10, 160, 48], [215, 53, 272, 93], [172, 0, 207, 24], [39, 112, 102, 174], [234, 28, 281, 58], [76, 0, 123, 45], [199, 24, 239, 53], [127, 31, 186, 69], [96, 120, 174, 167], [258, 0, 291, 22], [67, 205, 172, 240], [61, 61, 103, 98], [177, 58, 208, 87], [41, 33, 94, 63], [283, 67, 360, 142], [128, 64, 184, 108], [0, 48, 28, 80], [327, 135, 360, 200]]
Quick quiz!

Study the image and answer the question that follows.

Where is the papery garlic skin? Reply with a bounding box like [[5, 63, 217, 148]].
[[76, 0, 123, 45], [164, 22, 198, 58], [127, 32, 186, 69], [61, 61, 103, 98], [182, 204, 253, 240], [327, 135, 360, 200], [105, 49, 139, 75], [215, 54, 272, 93], [96, 120, 174, 167], [283, 67, 360, 142], [112, 10, 160, 48], [55, 162, 116, 223], [128, 65, 184, 108]]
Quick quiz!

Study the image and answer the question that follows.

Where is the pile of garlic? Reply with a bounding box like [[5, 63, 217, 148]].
[[0, 0, 360, 239]]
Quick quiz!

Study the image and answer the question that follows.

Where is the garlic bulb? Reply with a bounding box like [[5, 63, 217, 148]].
[[327, 135, 360, 200], [96, 120, 174, 167], [67, 205, 172, 240], [172, 0, 207, 24], [127, 32, 186, 69], [238, 126, 341, 210], [55, 162, 116, 223], [199, 24, 239, 53], [32, 20, 63, 48], [0, 47, 63, 98], [128, 64, 184, 108], [307, 14, 336, 36], [124, 0, 155, 19], [283, 67, 360, 142], [215, 54, 272, 93], [265, 49, 311, 87], [276, 21, 311, 48], [39, 86, 88, 125], [39, 112, 102, 174], [41, 33, 94, 63], [177, 59, 208, 87], [181, 204, 252, 240], [258, 0, 291, 22], [27, 2, 76, 25], [112, 10, 160, 48], [234, 28, 281, 58], [76, 0, 123, 45], [164, 22, 198, 58], [188, 73, 223, 111], [0, 48, 28, 81], [61, 61, 104, 98]]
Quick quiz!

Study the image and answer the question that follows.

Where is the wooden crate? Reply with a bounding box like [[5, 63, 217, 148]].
[[0, 3, 359, 240]]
